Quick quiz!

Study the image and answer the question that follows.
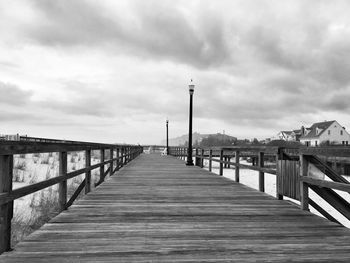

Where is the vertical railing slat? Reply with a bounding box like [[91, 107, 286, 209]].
[[209, 149, 212, 172], [100, 149, 105, 182], [235, 151, 240, 182], [258, 152, 265, 192], [110, 148, 113, 177], [58, 152, 67, 211], [0, 154, 13, 253], [219, 149, 224, 176], [85, 149, 91, 194], [300, 154, 309, 211]]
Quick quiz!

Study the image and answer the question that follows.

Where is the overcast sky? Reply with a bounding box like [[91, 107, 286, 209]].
[[1, 0, 350, 144]]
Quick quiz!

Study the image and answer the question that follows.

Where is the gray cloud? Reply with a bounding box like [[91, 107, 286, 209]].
[[25, 0, 232, 69], [0, 81, 33, 105], [2, 1, 350, 142]]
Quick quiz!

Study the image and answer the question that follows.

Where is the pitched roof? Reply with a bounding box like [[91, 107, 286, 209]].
[[300, 120, 335, 139], [281, 131, 293, 135]]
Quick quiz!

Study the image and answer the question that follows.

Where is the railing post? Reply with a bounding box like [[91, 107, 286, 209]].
[[116, 148, 120, 170], [58, 152, 67, 211], [201, 149, 204, 168], [276, 150, 283, 200], [110, 148, 113, 177], [209, 149, 213, 172], [85, 149, 91, 194], [125, 147, 129, 164], [124, 147, 127, 165], [235, 151, 240, 182], [219, 149, 224, 176], [121, 147, 125, 166], [195, 148, 199, 166], [258, 152, 265, 192], [0, 154, 13, 253], [100, 149, 105, 182], [300, 154, 309, 211]]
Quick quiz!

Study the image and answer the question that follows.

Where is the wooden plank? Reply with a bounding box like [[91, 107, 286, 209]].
[[66, 179, 86, 209], [2, 154, 350, 262], [307, 155, 349, 184], [309, 185, 350, 221], [300, 146, 350, 157], [301, 177, 350, 192], [0, 160, 111, 205], [0, 141, 138, 155], [309, 198, 340, 225]]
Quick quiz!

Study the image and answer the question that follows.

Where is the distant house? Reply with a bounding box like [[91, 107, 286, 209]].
[[299, 120, 350, 146], [273, 129, 302, 142], [276, 131, 294, 141], [292, 129, 302, 141]]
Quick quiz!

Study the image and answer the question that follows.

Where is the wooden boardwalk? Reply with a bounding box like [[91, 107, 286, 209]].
[[2, 153, 350, 262]]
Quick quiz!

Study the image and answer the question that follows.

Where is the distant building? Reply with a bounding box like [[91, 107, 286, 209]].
[[272, 129, 301, 142], [276, 131, 295, 141], [0, 134, 21, 141], [300, 120, 350, 146]]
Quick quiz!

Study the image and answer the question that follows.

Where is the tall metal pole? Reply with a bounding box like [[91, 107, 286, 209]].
[[186, 80, 195, 166], [166, 119, 169, 155]]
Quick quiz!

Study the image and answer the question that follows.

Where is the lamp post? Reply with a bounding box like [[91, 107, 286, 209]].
[[166, 119, 169, 155], [186, 79, 195, 166]]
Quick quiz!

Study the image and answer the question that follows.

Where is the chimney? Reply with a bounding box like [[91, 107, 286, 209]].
[[301, 126, 305, 136]]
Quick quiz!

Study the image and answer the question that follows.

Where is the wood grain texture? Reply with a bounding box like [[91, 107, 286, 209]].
[[2, 153, 350, 262]]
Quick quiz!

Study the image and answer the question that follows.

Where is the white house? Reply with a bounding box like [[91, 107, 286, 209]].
[[272, 129, 302, 142], [300, 120, 350, 146]]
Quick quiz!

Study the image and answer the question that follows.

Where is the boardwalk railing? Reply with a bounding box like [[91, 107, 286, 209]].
[[0, 138, 142, 254], [169, 145, 350, 226]]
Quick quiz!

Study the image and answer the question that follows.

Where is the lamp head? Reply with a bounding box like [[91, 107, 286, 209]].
[[189, 79, 195, 95]]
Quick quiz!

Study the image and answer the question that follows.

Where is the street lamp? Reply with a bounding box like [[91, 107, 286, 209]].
[[166, 119, 169, 155], [186, 79, 195, 166]]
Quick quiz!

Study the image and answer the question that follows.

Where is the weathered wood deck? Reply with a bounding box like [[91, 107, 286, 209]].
[[2, 153, 350, 262]]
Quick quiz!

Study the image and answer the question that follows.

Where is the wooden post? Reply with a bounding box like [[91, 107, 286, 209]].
[[195, 148, 199, 166], [124, 147, 127, 165], [116, 148, 120, 170], [201, 149, 205, 168], [219, 149, 224, 176], [276, 151, 283, 200], [100, 149, 105, 182], [110, 148, 113, 177], [209, 149, 213, 172], [300, 154, 309, 211], [126, 147, 129, 163], [0, 155, 13, 253], [258, 152, 265, 192], [235, 151, 240, 182], [58, 152, 67, 211], [85, 150, 91, 194]]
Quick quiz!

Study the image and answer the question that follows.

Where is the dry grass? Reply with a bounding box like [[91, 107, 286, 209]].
[[12, 190, 60, 246]]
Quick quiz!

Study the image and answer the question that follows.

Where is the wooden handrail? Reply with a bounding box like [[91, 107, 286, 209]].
[[301, 176, 350, 192], [169, 145, 350, 227], [0, 138, 143, 254]]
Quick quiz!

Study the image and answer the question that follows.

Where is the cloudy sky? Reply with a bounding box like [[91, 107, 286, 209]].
[[1, 0, 350, 144]]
